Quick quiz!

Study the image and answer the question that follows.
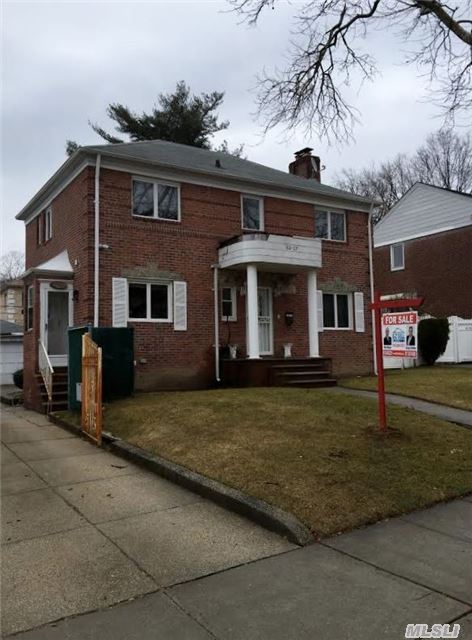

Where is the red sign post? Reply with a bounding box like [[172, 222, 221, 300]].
[[369, 292, 424, 433]]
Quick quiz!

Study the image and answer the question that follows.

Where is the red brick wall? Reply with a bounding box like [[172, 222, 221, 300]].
[[97, 169, 373, 386], [22, 164, 374, 405], [23, 168, 93, 409], [374, 227, 472, 319]]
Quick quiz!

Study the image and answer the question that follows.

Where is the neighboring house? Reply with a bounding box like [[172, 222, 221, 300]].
[[16, 141, 375, 412], [0, 319, 23, 386], [374, 183, 472, 319], [0, 279, 23, 325]]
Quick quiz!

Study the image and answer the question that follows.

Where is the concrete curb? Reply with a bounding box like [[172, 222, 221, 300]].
[[49, 414, 314, 547]]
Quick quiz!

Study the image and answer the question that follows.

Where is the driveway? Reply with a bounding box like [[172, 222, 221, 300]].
[[2, 405, 472, 639]]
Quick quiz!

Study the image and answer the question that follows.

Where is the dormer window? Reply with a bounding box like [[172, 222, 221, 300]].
[[241, 195, 264, 231]]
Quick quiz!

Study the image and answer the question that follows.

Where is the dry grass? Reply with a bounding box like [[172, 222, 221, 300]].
[[58, 387, 472, 537], [340, 365, 472, 411]]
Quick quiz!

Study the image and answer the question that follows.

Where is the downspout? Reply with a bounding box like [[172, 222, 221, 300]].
[[93, 154, 101, 327], [367, 203, 377, 374], [212, 265, 220, 382]]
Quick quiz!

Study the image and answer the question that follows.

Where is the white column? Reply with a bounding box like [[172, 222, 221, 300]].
[[246, 264, 260, 359], [307, 269, 319, 358]]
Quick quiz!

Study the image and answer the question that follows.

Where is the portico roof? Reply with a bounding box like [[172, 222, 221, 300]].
[[23, 250, 74, 278]]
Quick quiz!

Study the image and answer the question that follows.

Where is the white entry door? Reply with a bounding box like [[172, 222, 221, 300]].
[[40, 283, 73, 367], [258, 287, 273, 355]]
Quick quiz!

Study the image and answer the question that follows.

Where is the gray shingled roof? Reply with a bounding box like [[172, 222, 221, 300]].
[[83, 140, 373, 205], [0, 319, 23, 335]]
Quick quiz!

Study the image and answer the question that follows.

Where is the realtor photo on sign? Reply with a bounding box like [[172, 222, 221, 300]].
[[382, 311, 418, 358]]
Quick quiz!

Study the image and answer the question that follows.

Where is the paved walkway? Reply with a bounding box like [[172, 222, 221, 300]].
[[332, 386, 472, 428], [2, 405, 472, 639]]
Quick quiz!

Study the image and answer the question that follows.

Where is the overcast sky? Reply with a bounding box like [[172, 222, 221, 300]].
[[2, 0, 444, 255]]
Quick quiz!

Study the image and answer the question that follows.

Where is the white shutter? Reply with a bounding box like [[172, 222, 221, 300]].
[[317, 290, 324, 332], [112, 278, 128, 327], [354, 292, 365, 332], [173, 281, 187, 331]]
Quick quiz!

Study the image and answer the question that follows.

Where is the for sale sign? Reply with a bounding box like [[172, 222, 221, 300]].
[[382, 311, 418, 358]]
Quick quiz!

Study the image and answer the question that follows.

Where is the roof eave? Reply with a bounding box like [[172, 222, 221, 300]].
[[93, 147, 376, 210]]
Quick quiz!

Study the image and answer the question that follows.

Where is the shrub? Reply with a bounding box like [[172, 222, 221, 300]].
[[13, 369, 24, 389], [418, 318, 450, 366]]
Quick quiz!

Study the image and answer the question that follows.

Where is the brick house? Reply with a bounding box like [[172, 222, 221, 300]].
[[0, 279, 24, 325], [374, 183, 472, 318], [16, 141, 375, 412]]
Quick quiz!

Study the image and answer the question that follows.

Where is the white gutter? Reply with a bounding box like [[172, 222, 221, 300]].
[[367, 203, 377, 375], [212, 265, 220, 382], [93, 154, 101, 327]]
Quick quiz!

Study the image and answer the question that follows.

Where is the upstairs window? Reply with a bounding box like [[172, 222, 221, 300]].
[[132, 178, 180, 221], [44, 207, 52, 241], [390, 243, 405, 271], [322, 292, 351, 329], [241, 195, 264, 231], [221, 287, 237, 321], [128, 281, 172, 322], [315, 210, 346, 242], [37, 207, 53, 245]]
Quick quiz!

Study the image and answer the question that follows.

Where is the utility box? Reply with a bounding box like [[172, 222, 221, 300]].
[[68, 325, 134, 411]]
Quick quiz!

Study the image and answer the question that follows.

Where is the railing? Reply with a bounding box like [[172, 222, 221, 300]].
[[38, 339, 54, 407], [81, 333, 103, 446]]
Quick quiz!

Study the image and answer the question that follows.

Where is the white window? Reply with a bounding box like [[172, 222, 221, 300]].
[[26, 286, 34, 330], [132, 178, 180, 221], [241, 195, 264, 231], [45, 207, 53, 241], [221, 287, 237, 321], [37, 215, 43, 245], [128, 282, 173, 322], [322, 292, 352, 329], [315, 210, 346, 242], [390, 243, 404, 271]]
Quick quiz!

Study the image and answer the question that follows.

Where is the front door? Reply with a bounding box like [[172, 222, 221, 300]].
[[258, 287, 273, 355], [40, 283, 73, 367]]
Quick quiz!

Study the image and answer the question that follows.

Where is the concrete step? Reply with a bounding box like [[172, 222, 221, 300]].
[[281, 378, 337, 388], [275, 370, 331, 378]]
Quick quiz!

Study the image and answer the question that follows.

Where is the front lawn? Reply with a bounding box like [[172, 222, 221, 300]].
[[61, 388, 472, 537], [340, 365, 472, 411]]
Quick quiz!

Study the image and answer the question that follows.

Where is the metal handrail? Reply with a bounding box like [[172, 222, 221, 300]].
[[38, 339, 54, 404]]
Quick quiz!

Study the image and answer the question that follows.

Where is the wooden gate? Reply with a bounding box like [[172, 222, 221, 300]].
[[81, 333, 102, 445]]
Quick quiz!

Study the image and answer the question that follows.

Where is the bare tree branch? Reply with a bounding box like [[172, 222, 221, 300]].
[[231, 0, 472, 141]]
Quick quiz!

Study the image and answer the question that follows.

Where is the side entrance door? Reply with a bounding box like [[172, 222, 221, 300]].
[[40, 282, 73, 367], [258, 287, 273, 355]]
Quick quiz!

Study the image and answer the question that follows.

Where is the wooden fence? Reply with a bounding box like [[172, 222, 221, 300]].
[[81, 333, 102, 445]]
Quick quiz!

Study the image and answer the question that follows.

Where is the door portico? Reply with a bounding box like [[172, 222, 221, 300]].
[[40, 281, 74, 367], [218, 233, 323, 359]]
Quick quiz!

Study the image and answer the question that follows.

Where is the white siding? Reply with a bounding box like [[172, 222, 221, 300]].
[[0, 339, 23, 385], [374, 183, 472, 247]]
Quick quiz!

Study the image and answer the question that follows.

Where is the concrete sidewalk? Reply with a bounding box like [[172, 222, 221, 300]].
[[2, 406, 472, 639], [1, 405, 293, 637], [332, 386, 472, 428]]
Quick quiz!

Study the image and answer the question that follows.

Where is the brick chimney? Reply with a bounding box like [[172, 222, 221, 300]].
[[289, 147, 321, 181]]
